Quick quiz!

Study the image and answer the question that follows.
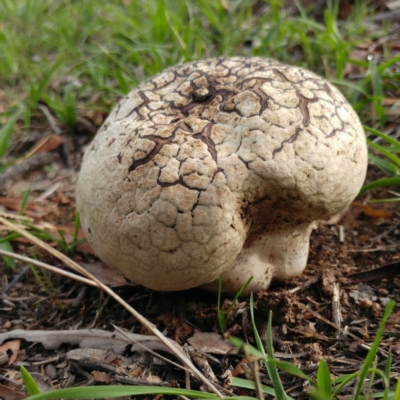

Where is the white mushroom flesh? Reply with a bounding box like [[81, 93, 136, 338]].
[[76, 57, 368, 293]]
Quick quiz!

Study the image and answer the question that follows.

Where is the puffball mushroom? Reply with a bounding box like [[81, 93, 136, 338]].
[[76, 57, 368, 294]]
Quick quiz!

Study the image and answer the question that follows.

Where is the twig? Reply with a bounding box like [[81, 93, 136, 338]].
[[253, 360, 264, 400], [331, 283, 342, 339], [0, 153, 59, 191], [288, 276, 319, 294], [188, 348, 219, 384], [38, 103, 72, 166], [38, 104, 61, 135], [71, 286, 87, 308], [252, 360, 263, 400], [0, 215, 223, 397], [3, 265, 29, 294], [339, 225, 345, 243], [365, 221, 400, 248], [184, 347, 191, 391], [112, 324, 190, 373], [347, 244, 399, 253], [0, 212, 32, 222], [303, 305, 388, 358]]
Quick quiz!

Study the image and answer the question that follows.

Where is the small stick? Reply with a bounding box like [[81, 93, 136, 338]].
[[304, 305, 388, 358], [0, 153, 59, 191], [0, 212, 32, 222], [331, 282, 342, 338], [252, 360, 263, 400], [288, 276, 319, 294], [339, 225, 345, 243], [3, 265, 29, 294], [38, 104, 62, 135]]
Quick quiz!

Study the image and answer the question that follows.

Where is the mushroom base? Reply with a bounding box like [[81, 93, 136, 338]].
[[203, 221, 317, 295]]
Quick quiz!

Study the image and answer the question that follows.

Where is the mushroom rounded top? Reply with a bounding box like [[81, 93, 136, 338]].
[[76, 57, 367, 294]]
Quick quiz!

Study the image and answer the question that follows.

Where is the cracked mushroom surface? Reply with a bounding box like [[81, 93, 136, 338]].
[[77, 57, 368, 294]]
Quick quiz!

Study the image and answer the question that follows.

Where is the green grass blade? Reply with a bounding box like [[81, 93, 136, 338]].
[[216, 276, 225, 331], [383, 353, 392, 400], [229, 336, 266, 359], [368, 57, 386, 126], [232, 376, 277, 397], [331, 372, 360, 398], [359, 177, 400, 194], [226, 276, 253, 320], [268, 359, 315, 383], [0, 240, 15, 271], [249, 294, 287, 400], [367, 139, 400, 168], [217, 276, 253, 332], [395, 374, 400, 400], [332, 371, 358, 385], [28, 57, 64, 109], [24, 386, 221, 400], [316, 358, 332, 397], [0, 107, 24, 158], [353, 301, 395, 399], [364, 126, 400, 151], [368, 153, 399, 177], [377, 55, 400, 74], [367, 359, 378, 398], [368, 198, 400, 203], [19, 188, 31, 215], [20, 366, 41, 396]]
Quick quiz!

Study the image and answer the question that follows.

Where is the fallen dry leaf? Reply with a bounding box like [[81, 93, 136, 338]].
[[187, 331, 235, 354], [53, 192, 70, 205], [0, 339, 20, 365], [129, 366, 143, 377], [0, 384, 26, 400], [232, 355, 259, 377], [80, 262, 128, 287], [0, 197, 52, 218], [91, 370, 112, 383], [352, 202, 392, 218], [25, 134, 63, 156]]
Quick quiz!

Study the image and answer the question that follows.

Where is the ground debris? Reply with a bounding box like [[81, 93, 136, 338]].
[[0, 329, 183, 356]]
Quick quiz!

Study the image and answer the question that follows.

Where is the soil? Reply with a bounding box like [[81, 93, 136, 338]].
[[0, 120, 399, 399]]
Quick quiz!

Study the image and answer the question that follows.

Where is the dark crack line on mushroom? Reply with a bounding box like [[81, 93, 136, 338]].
[[128, 132, 176, 172], [296, 91, 319, 126], [107, 137, 116, 148], [238, 154, 250, 168], [178, 88, 236, 117], [157, 175, 203, 190], [238, 77, 274, 111], [250, 82, 271, 114], [272, 68, 293, 83], [115, 92, 151, 122], [192, 123, 218, 164], [272, 91, 320, 155], [272, 127, 303, 156], [177, 122, 193, 133], [326, 127, 340, 138], [323, 82, 332, 95]]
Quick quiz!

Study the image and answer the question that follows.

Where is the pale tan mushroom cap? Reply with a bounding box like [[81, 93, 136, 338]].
[[76, 57, 367, 293]]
